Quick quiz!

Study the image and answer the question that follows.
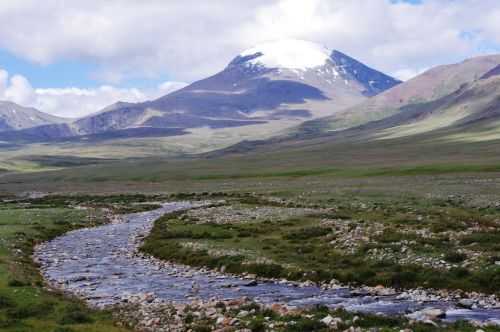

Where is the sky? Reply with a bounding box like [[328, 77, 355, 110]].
[[1, 0, 500, 118]]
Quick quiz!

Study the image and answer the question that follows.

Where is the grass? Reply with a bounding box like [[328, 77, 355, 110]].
[[230, 302, 500, 332], [0, 198, 131, 332], [461, 232, 500, 250], [3, 126, 500, 329], [0, 193, 498, 331], [5, 119, 500, 194], [142, 197, 500, 294], [193, 163, 500, 181]]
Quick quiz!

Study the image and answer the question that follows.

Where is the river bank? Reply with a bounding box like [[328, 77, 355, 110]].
[[34, 202, 500, 331]]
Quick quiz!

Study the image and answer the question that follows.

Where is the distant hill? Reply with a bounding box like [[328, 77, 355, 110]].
[[354, 65, 500, 141], [0, 101, 65, 132], [297, 54, 500, 135]]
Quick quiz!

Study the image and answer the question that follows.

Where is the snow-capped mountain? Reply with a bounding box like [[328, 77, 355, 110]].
[[233, 39, 398, 96], [238, 39, 332, 70], [0, 39, 400, 141]]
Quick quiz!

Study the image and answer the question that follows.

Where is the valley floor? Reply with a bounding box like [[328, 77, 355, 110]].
[[2, 193, 500, 331], [2, 135, 500, 330]]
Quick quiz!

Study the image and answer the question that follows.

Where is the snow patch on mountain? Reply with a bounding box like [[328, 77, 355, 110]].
[[240, 39, 331, 70]]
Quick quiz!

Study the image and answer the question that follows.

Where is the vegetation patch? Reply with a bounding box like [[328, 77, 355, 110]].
[[143, 196, 500, 294], [0, 196, 131, 332]]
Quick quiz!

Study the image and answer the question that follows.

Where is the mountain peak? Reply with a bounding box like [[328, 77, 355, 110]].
[[238, 39, 332, 70], [0, 100, 65, 132]]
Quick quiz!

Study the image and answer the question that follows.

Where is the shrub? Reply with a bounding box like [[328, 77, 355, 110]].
[[237, 229, 254, 238], [444, 251, 467, 263], [7, 302, 54, 319], [376, 230, 411, 243], [239, 302, 260, 312], [248, 317, 266, 332], [284, 227, 330, 240], [472, 268, 500, 293], [461, 232, 500, 248], [58, 305, 93, 325], [449, 267, 470, 278], [159, 228, 233, 240], [390, 271, 417, 288], [7, 279, 27, 287], [192, 322, 213, 332], [357, 314, 403, 328], [0, 316, 15, 328], [0, 295, 14, 309], [53, 327, 75, 332], [286, 318, 327, 332], [261, 308, 278, 319], [246, 263, 284, 279]]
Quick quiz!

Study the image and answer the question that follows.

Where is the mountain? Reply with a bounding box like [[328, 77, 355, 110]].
[[0, 101, 65, 132], [352, 64, 500, 140], [1, 39, 400, 142], [298, 54, 500, 134], [216, 53, 500, 158]]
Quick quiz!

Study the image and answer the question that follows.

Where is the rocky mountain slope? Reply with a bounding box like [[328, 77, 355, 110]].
[[0, 39, 400, 142], [215, 53, 500, 159], [298, 54, 500, 134], [0, 101, 65, 132], [72, 39, 399, 137], [356, 64, 500, 141]]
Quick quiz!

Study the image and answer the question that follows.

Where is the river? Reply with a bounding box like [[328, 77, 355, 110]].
[[34, 202, 500, 325]]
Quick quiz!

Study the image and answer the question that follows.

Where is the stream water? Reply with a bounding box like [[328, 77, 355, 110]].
[[34, 202, 500, 324]]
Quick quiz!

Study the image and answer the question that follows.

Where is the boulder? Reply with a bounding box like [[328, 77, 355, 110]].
[[458, 299, 474, 309], [406, 308, 446, 321]]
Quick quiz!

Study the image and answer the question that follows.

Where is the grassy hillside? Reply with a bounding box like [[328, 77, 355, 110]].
[[295, 54, 500, 136], [2, 128, 500, 206]]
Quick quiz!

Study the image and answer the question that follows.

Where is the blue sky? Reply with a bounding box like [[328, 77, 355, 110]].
[[0, 0, 499, 117], [0, 49, 172, 90], [0, 50, 97, 88]]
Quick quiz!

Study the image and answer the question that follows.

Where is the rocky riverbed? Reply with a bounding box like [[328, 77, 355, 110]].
[[34, 202, 500, 330]]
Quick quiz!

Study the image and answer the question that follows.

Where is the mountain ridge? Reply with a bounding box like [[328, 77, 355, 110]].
[[296, 53, 500, 135], [0, 101, 66, 132], [0, 39, 400, 142]]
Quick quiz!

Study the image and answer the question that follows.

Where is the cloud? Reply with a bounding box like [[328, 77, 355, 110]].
[[0, 68, 186, 118], [0, 69, 9, 97], [4, 75, 35, 105], [157, 81, 188, 94], [0, 1, 500, 83], [239, 0, 500, 80], [392, 67, 428, 81], [0, 1, 268, 82]]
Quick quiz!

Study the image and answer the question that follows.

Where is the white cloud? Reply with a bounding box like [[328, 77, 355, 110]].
[[0, 68, 186, 118], [0, 0, 482, 83], [0, 69, 8, 94], [238, 0, 498, 80], [4, 74, 35, 105], [0, 0, 500, 82], [392, 67, 428, 81], [0, 1, 268, 82], [0, 1, 499, 88], [157, 81, 188, 94]]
